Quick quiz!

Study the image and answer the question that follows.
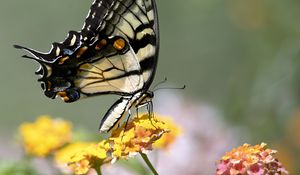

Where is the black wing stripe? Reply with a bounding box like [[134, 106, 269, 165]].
[[139, 55, 156, 71], [135, 22, 153, 33], [130, 33, 156, 53]]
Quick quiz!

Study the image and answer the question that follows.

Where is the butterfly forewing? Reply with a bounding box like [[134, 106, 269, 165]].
[[81, 0, 115, 42]]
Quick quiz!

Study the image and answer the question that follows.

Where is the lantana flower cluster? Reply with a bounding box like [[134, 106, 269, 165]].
[[216, 143, 289, 175], [108, 114, 180, 160], [55, 141, 111, 174], [19, 115, 72, 157], [19, 114, 180, 175]]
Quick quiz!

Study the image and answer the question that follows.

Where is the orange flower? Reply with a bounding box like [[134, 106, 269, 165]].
[[108, 114, 180, 160]]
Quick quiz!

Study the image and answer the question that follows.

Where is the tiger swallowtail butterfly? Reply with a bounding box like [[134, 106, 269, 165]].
[[14, 0, 159, 132]]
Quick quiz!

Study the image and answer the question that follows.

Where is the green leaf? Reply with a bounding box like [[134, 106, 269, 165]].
[[0, 160, 38, 175]]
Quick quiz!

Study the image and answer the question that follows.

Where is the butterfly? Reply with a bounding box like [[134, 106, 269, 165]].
[[14, 0, 159, 132]]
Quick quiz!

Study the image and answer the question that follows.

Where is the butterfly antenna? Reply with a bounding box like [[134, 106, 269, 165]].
[[152, 77, 168, 90], [153, 85, 186, 92]]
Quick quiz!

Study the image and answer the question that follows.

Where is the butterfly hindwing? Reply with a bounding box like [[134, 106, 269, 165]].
[[75, 37, 144, 96]]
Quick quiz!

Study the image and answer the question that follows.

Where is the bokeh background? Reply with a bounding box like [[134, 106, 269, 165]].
[[1, 0, 300, 174]]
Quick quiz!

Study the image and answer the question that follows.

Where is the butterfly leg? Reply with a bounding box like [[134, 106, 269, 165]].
[[124, 109, 132, 130], [137, 100, 152, 116], [136, 107, 139, 118], [148, 100, 158, 128], [137, 100, 157, 129], [121, 110, 132, 141]]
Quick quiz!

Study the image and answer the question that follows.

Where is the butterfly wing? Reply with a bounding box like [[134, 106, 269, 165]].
[[75, 38, 144, 96], [80, 0, 160, 132], [80, 0, 159, 90], [79, 0, 159, 132], [78, 0, 160, 94]]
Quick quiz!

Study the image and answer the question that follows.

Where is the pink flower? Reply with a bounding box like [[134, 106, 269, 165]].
[[216, 143, 289, 175]]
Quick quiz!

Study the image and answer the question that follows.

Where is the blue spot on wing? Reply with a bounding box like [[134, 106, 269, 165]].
[[63, 49, 73, 55]]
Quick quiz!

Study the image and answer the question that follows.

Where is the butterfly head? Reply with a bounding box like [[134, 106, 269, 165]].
[[14, 44, 80, 103]]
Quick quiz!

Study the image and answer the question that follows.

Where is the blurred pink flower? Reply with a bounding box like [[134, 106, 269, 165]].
[[151, 92, 240, 175]]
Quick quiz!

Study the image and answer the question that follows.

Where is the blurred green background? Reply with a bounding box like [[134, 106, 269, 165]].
[[1, 0, 300, 174]]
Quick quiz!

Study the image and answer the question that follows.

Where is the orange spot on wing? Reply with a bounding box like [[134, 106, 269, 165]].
[[58, 56, 69, 65], [57, 91, 70, 102], [57, 91, 67, 97], [47, 81, 52, 91], [95, 39, 107, 50], [63, 96, 70, 102], [113, 38, 126, 51], [76, 46, 88, 58]]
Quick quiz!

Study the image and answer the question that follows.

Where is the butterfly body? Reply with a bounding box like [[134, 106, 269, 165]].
[[14, 0, 159, 132], [99, 90, 153, 132]]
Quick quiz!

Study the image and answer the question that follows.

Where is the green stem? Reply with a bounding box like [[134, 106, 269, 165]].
[[140, 152, 158, 175], [94, 166, 102, 175]]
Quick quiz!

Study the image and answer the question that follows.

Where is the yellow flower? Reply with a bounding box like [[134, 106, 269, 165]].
[[109, 114, 180, 160], [57, 141, 110, 175], [19, 115, 72, 157], [216, 143, 289, 175], [55, 142, 95, 165]]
